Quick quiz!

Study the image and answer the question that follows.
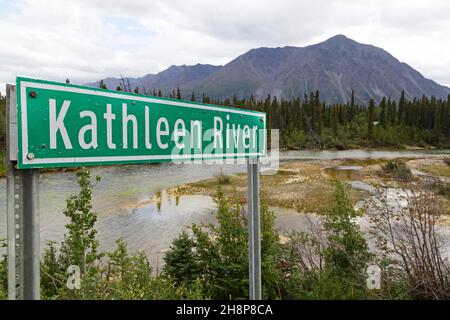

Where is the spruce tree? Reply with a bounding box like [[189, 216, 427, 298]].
[[99, 80, 107, 90], [367, 99, 375, 142], [398, 90, 406, 125], [163, 231, 200, 284], [379, 97, 387, 128], [58, 168, 100, 276]]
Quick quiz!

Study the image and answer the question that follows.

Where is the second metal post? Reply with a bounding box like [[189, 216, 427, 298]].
[[247, 159, 261, 300]]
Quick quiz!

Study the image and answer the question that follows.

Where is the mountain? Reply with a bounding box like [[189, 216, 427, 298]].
[[88, 64, 220, 95], [88, 35, 450, 104]]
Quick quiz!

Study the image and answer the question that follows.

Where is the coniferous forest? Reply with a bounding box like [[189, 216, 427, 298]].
[[210, 90, 450, 149], [1, 89, 450, 157]]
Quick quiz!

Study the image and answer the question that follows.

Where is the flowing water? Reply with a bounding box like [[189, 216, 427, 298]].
[[0, 149, 449, 265]]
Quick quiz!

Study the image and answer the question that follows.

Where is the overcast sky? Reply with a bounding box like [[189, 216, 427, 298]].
[[1, 0, 450, 96]]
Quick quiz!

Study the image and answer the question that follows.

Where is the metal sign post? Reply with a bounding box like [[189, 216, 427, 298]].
[[6, 85, 40, 300], [6, 84, 18, 300], [247, 157, 261, 300]]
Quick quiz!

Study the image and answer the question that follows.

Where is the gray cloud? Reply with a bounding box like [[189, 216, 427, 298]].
[[0, 0, 449, 87]]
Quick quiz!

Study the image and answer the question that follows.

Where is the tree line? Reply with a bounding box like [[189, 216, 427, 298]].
[[202, 90, 450, 149], [102, 81, 450, 150]]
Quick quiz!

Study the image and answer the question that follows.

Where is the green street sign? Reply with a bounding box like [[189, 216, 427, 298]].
[[15, 77, 266, 169]]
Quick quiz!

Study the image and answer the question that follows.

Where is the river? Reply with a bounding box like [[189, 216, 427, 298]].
[[1, 149, 449, 267]]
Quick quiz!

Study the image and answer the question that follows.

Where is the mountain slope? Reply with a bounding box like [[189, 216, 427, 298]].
[[88, 64, 220, 94], [89, 35, 450, 104]]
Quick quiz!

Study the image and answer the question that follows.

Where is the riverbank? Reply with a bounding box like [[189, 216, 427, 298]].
[[169, 156, 450, 216]]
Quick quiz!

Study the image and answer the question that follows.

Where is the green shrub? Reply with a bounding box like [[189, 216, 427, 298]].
[[214, 169, 231, 185], [435, 182, 450, 198], [382, 161, 413, 182], [163, 188, 282, 299], [281, 181, 372, 299]]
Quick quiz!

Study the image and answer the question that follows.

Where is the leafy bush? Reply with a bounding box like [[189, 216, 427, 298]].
[[59, 168, 101, 276], [435, 182, 450, 199], [41, 168, 102, 298], [214, 169, 231, 185], [281, 181, 372, 299], [382, 161, 413, 182]]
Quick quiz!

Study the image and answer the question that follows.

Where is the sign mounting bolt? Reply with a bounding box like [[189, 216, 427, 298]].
[[26, 153, 35, 160], [29, 91, 37, 98]]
